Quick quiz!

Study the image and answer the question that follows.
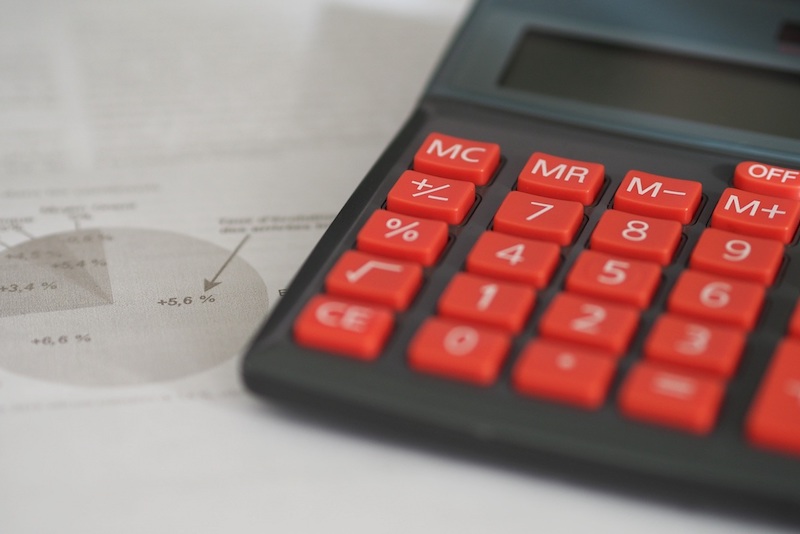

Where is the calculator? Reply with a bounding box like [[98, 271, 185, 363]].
[[243, 0, 800, 515]]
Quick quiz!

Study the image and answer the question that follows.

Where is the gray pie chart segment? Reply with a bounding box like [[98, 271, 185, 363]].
[[0, 228, 268, 386]]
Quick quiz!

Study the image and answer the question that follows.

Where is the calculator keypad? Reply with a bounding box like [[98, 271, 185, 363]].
[[711, 187, 800, 243], [613, 170, 703, 224], [589, 210, 682, 265], [746, 338, 800, 456], [565, 250, 661, 309], [413, 132, 501, 185], [293, 295, 394, 360], [292, 130, 800, 450], [689, 228, 784, 284], [387, 170, 476, 224], [438, 272, 535, 333], [734, 161, 800, 200], [324, 250, 423, 311], [356, 210, 449, 266], [618, 361, 726, 435], [408, 318, 510, 386], [644, 314, 746, 378], [517, 152, 605, 204], [493, 191, 583, 245], [512, 339, 616, 409], [465, 232, 560, 288]]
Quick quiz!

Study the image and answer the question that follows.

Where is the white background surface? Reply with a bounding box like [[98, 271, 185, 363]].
[[0, 1, 796, 532]]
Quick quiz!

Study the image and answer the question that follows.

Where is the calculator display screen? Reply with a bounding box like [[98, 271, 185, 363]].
[[501, 32, 800, 140]]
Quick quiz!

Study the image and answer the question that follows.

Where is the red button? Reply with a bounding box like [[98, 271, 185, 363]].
[[745, 338, 800, 457], [689, 228, 783, 285], [734, 161, 800, 200], [667, 270, 765, 330], [512, 338, 616, 409], [408, 317, 510, 386], [565, 250, 661, 309], [711, 188, 800, 244], [516, 152, 604, 205], [294, 295, 394, 360], [590, 209, 682, 266], [387, 170, 475, 224], [538, 292, 639, 356], [493, 191, 583, 245], [790, 301, 800, 338], [438, 272, 535, 333], [325, 250, 422, 310], [644, 314, 746, 378], [614, 170, 702, 224], [357, 210, 448, 266], [465, 231, 560, 288], [618, 362, 725, 435], [413, 132, 501, 186]]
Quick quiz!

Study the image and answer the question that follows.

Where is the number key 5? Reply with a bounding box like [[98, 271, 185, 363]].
[[565, 250, 661, 309]]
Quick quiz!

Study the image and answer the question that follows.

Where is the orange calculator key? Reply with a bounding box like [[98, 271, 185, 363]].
[[325, 250, 422, 311], [689, 228, 783, 285], [565, 250, 661, 309], [294, 295, 394, 360], [667, 270, 765, 330], [745, 338, 800, 457], [493, 191, 583, 245], [734, 161, 800, 200], [465, 231, 560, 288], [790, 301, 800, 338], [438, 272, 535, 333], [516, 152, 604, 205], [357, 210, 448, 266], [538, 292, 639, 355], [408, 317, 510, 386], [644, 314, 746, 378], [387, 170, 475, 224], [711, 188, 800, 244], [618, 361, 725, 435], [589, 209, 682, 266], [614, 170, 702, 224], [512, 338, 616, 409], [413, 132, 501, 186]]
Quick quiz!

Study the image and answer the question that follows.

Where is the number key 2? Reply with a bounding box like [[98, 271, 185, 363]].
[[538, 292, 639, 356]]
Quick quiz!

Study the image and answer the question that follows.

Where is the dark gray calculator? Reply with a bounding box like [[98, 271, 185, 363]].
[[243, 0, 800, 517]]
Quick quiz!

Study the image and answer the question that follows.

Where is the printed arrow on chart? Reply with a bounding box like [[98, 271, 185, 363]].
[[204, 234, 251, 292], [345, 260, 402, 283]]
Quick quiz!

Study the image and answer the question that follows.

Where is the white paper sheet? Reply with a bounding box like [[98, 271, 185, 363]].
[[0, 1, 794, 532]]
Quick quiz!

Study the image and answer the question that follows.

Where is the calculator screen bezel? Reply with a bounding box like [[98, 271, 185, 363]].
[[427, 0, 800, 164]]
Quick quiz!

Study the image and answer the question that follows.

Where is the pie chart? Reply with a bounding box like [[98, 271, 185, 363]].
[[0, 228, 268, 386]]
